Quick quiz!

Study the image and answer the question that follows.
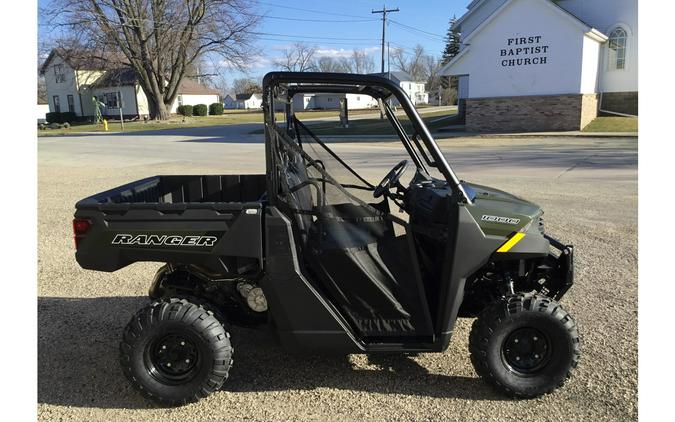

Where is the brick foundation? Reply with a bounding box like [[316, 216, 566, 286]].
[[465, 93, 599, 132], [457, 98, 467, 123], [600, 91, 638, 116]]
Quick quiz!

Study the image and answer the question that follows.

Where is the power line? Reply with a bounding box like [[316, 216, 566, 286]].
[[256, 1, 373, 19], [242, 12, 377, 23], [256, 37, 378, 46], [251, 32, 380, 42], [389, 20, 446, 41], [389, 41, 419, 51]]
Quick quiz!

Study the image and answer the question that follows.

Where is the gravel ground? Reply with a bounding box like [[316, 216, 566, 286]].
[[38, 134, 637, 421]]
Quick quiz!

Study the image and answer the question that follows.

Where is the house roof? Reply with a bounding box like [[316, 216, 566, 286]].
[[177, 78, 220, 95], [91, 68, 219, 95], [90, 67, 138, 88], [440, 0, 607, 76], [39, 48, 126, 74], [235, 93, 257, 100], [369, 71, 416, 82], [454, 0, 602, 34]]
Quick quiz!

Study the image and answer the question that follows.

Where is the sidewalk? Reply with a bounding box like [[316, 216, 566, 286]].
[[433, 130, 638, 139], [316, 130, 637, 141]]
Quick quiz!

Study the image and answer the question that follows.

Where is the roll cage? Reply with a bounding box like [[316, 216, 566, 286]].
[[261, 72, 472, 205]]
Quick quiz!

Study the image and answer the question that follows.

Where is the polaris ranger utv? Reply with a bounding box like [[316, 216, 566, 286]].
[[73, 72, 578, 405]]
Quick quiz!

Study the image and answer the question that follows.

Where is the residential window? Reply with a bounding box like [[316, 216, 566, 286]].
[[177, 95, 183, 106], [53, 95, 60, 113], [54, 64, 65, 83], [608, 27, 627, 70], [67, 95, 75, 113], [104, 92, 118, 108]]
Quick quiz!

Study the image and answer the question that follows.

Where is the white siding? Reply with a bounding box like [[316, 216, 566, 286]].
[[554, 0, 637, 93], [345, 93, 378, 109], [244, 94, 262, 109], [442, 0, 602, 98], [580, 34, 601, 93], [292, 94, 312, 111], [449, 0, 637, 96], [459, 0, 509, 39], [90, 85, 139, 117], [312, 94, 339, 109], [136, 86, 149, 116], [43, 56, 80, 115], [77, 70, 105, 116]]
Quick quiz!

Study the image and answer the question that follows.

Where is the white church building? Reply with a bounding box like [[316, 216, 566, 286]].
[[440, 0, 638, 132]]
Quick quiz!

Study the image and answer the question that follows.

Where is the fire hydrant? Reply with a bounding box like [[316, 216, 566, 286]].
[[103, 119, 108, 131]]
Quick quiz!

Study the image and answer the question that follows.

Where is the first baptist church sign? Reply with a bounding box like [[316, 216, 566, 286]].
[[500, 35, 549, 67]]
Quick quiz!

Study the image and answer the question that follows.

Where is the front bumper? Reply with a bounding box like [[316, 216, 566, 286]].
[[544, 235, 574, 300]]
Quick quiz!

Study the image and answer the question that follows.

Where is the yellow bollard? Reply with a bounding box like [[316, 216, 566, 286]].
[[103, 119, 108, 131]]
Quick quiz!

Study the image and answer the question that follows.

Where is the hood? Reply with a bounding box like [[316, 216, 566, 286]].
[[464, 183, 543, 237]]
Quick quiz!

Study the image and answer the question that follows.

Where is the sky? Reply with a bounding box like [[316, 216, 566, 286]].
[[38, 0, 469, 84]]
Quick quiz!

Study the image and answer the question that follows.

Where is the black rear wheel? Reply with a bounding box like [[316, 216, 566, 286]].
[[469, 293, 580, 398], [120, 298, 233, 406]]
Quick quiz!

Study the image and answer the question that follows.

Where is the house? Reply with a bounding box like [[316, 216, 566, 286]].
[[235, 93, 263, 109], [291, 93, 378, 111], [40, 48, 220, 119], [439, 0, 638, 132], [369, 71, 429, 105], [223, 94, 237, 109]]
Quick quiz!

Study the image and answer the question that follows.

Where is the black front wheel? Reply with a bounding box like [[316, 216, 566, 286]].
[[120, 298, 233, 406], [469, 293, 580, 398]]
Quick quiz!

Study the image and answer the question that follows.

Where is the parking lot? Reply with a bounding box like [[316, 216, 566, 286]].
[[38, 126, 637, 421]]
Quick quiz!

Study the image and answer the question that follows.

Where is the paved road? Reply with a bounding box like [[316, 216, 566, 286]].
[[38, 129, 637, 421], [38, 123, 635, 179]]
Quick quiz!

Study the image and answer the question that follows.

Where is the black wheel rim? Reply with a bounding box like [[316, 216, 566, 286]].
[[144, 333, 200, 385], [501, 327, 551, 376]]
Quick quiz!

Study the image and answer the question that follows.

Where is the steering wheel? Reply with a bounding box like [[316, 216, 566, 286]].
[[373, 160, 409, 198]]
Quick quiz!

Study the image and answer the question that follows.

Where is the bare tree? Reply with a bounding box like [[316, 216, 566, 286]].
[[38, 75, 48, 104], [232, 77, 261, 95], [43, 0, 260, 120], [311, 56, 350, 73], [390, 44, 427, 81], [273, 42, 316, 72], [423, 54, 442, 91], [350, 49, 375, 74]]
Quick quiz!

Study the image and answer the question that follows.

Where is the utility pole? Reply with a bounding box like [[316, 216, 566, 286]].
[[372, 5, 399, 74], [373, 5, 398, 118]]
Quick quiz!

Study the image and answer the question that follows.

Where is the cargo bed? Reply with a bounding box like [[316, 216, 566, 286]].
[[74, 175, 267, 275]]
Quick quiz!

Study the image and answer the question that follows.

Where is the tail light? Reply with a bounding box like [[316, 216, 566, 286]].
[[73, 218, 91, 249]]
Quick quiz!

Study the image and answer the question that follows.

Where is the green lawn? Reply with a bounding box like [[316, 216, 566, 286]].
[[37, 108, 386, 137], [582, 116, 638, 133], [296, 108, 458, 136], [248, 108, 458, 136]]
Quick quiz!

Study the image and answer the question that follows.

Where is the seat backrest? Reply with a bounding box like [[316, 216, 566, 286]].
[[280, 148, 315, 245]]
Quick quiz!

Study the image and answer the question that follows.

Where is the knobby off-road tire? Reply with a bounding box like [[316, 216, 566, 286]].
[[469, 293, 580, 398], [120, 298, 233, 406]]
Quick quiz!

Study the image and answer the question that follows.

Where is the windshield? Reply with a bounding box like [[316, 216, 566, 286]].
[[276, 91, 447, 194]]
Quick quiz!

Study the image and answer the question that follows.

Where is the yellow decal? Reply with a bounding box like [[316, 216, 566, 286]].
[[496, 232, 526, 253]]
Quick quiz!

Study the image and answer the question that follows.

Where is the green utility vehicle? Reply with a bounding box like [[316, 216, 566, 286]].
[[74, 72, 578, 405]]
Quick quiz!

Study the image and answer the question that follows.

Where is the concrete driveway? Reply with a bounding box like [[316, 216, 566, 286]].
[[38, 128, 637, 421]]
